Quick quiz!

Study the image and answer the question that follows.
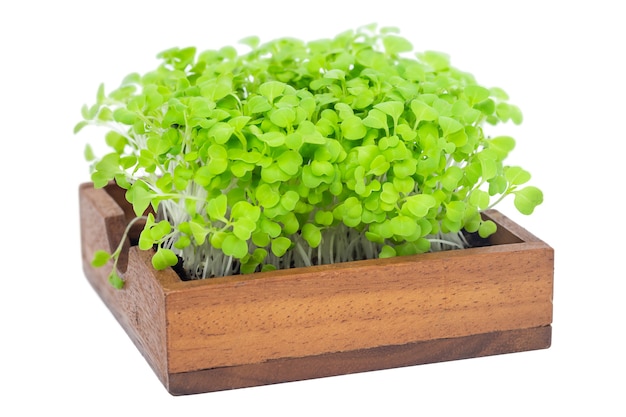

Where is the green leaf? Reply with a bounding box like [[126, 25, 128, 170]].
[[247, 95, 272, 114], [147, 135, 170, 156], [262, 163, 291, 183], [189, 221, 209, 245], [302, 223, 322, 248], [314, 210, 334, 226], [276, 150, 303, 175], [108, 270, 125, 289], [94, 152, 121, 176], [252, 231, 271, 247], [477, 150, 498, 180], [270, 107, 296, 128], [475, 99, 495, 115], [382, 35, 413, 55], [438, 116, 464, 136], [393, 158, 417, 178], [297, 120, 326, 144], [259, 81, 286, 102], [446, 201, 466, 222], [509, 105, 523, 124], [113, 108, 138, 125], [368, 155, 389, 176], [440, 166, 464, 191], [207, 143, 228, 161], [410, 99, 438, 123], [174, 235, 191, 250], [259, 131, 286, 147], [91, 250, 111, 267], [138, 228, 155, 250], [256, 183, 280, 208], [152, 248, 178, 270], [380, 182, 399, 205], [233, 218, 257, 240], [390, 215, 418, 237], [478, 220, 497, 238], [280, 190, 300, 211], [404, 194, 437, 217], [363, 108, 388, 130], [125, 181, 154, 217], [379, 245, 397, 258], [206, 194, 227, 220], [374, 101, 404, 124], [279, 212, 300, 234], [271, 237, 292, 257], [490, 87, 509, 100], [194, 165, 214, 187], [261, 218, 282, 237], [469, 190, 490, 210], [513, 186, 543, 215], [488, 136, 516, 159], [418, 50, 450, 71], [83, 144, 96, 161], [464, 85, 490, 105], [206, 145, 229, 175], [151, 220, 172, 241], [239, 35, 260, 49], [505, 166, 531, 186], [208, 122, 234, 144], [222, 234, 249, 259], [341, 116, 367, 140], [311, 160, 334, 177], [105, 131, 128, 154], [98, 107, 115, 122], [74, 120, 89, 134]]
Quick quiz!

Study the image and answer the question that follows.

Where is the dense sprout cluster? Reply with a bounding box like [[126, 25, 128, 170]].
[[77, 25, 542, 286]]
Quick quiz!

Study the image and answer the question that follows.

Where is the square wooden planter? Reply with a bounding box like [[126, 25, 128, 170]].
[[79, 182, 553, 395]]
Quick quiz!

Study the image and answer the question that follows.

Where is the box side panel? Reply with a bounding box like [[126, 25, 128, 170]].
[[166, 243, 553, 373], [166, 326, 552, 395], [79, 184, 170, 386]]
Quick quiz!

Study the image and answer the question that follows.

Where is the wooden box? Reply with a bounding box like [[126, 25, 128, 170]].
[[79, 182, 553, 395]]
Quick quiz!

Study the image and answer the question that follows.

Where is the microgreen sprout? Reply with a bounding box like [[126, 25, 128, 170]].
[[76, 24, 543, 286]]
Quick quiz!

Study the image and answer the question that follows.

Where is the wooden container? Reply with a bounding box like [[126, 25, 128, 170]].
[[79, 182, 554, 395]]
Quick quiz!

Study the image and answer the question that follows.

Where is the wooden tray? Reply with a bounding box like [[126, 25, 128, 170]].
[[79, 182, 553, 395]]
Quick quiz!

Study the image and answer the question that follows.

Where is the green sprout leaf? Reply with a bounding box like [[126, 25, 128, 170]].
[[302, 224, 322, 248], [379, 245, 397, 258], [259, 81, 286, 102], [478, 220, 497, 238], [270, 107, 296, 128], [404, 194, 437, 217], [206, 194, 228, 221], [382, 35, 413, 55], [513, 186, 544, 215], [341, 116, 367, 140], [91, 250, 111, 267], [125, 181, 154, 217], [464, 85, 490, 105], [152, 247, 179, 270], [505, 166, 532, 186], [222, 234, 249, 259], [108, 271, 125, 289], [247, 96, 272, 114], [410, 99, 438, 124], [488, 136, 516, 159], [271, 237, 292, 257]]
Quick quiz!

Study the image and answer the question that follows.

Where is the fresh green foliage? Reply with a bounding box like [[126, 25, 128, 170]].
[[76, 24, 543, 286]]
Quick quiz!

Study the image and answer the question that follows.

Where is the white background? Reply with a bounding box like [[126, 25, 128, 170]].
[[2, 1, 624, 415]]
